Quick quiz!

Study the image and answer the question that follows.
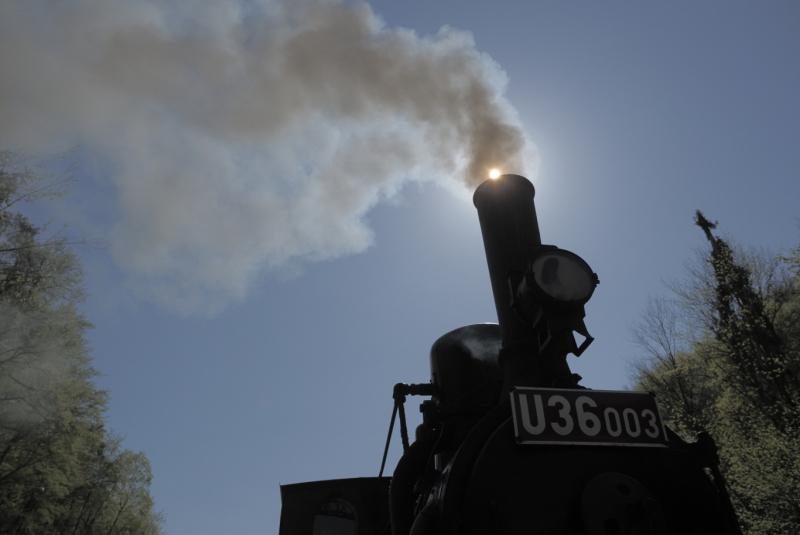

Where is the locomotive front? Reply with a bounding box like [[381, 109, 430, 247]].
[[279, 174, 742, 535]]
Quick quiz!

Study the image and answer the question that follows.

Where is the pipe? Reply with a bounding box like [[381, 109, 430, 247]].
[[472, 174, 576, 393]]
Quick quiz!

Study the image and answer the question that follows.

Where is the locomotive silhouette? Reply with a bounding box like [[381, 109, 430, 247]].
[[279, 175, 741, 535]]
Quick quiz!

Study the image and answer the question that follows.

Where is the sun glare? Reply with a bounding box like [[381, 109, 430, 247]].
[[489, 169, 501, 179]]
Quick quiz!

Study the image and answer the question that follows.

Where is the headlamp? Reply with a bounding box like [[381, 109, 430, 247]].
[[509, 245, 599, 356], [525, 247, 598, 308]]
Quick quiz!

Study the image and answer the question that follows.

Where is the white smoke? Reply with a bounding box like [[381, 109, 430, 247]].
[[0, 0, 537, 314]]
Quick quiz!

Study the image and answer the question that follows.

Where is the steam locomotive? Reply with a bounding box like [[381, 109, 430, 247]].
[[279, 175, 742, 534]]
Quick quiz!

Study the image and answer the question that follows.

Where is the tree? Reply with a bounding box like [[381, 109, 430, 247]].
[[0, 149, 164, 535], [631, 212, 800, 534]]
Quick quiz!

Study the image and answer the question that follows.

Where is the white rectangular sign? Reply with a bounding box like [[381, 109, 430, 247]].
[[510, 387, 669, 447]]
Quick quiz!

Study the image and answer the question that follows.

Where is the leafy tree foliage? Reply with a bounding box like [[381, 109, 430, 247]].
[[631, 212, 800, 534], [0, 150, 164, 535]]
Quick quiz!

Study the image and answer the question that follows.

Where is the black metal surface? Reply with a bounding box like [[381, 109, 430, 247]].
[[429, 324, 503, 412], [440, 416, 738, 534]]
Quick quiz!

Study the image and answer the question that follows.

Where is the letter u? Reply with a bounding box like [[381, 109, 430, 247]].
[[520, 394, 545, 435]]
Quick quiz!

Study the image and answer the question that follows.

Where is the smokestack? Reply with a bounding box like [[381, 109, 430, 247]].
[[472, 174, 575, 393]]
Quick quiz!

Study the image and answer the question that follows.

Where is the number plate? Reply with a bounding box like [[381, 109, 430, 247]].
[[510, 387, 668, 447]]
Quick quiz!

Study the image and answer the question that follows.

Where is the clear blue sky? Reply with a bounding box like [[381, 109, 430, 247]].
[[3, 1, 800, 533]]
